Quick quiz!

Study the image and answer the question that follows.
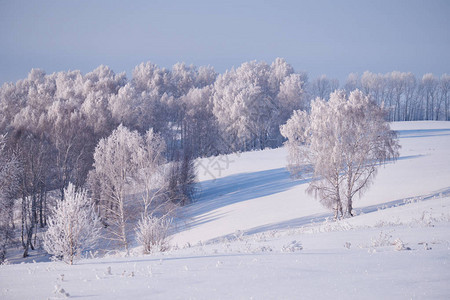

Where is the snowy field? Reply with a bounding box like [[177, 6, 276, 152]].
[[1, 121, 450, 299]]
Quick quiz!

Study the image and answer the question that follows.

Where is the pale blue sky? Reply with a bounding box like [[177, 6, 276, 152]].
[[0, 0, 449, 85]]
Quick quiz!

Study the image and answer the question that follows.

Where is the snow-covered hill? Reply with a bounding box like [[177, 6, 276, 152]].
[[173, 121, 450, 246], [1, 121, 449, 299]]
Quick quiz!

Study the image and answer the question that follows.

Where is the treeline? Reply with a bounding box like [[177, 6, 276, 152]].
[[0, 58, 448, 260], [314, 71, 450, 122]]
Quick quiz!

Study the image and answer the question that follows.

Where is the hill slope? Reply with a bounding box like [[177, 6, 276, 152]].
[[1, 121, 449, 299], [171, 121, 450, 246]]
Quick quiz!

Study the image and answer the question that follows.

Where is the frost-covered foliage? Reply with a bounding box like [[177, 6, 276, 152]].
[[43, 183, 101, 265], [281, 90, 400, 219], [136, 129, 169, 214], [135, 215, 172, 254], [310, 74, 339, 101], [89, 125, 142, 251], [89, 125, 172, 251], [212, 58, 307, 152], [1, 59, 447, 258], [0, 135, 20, 262]]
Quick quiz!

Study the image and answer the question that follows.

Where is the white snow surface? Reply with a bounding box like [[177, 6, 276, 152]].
[[1, 121, 450, 299]]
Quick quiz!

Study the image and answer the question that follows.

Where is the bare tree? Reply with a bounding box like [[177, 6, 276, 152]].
[[421, 74, 438, 120], [438, 74, 450, 121], [281, 90, 400, 219]]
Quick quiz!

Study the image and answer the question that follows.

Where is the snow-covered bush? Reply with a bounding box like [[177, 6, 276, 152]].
[[44, 183, 101, 264], [135, 215, 172, 254], [393, 238, 411, 251], [281, 240, 303, 252], [371, 231, 392, 248]]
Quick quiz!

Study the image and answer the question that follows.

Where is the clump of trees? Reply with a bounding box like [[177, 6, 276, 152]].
[[0, 134, 20, 263], [0, 57, 447, 261], [212, 58, 308, 151], [88, 125, 179, 252], [344, 71, 450, 122], [281, 90, 400, 219]]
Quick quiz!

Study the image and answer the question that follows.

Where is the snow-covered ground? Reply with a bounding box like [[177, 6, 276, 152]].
[[1, 121, 450, 299]]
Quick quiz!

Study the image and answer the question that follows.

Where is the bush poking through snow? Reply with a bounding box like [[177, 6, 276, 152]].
[[393, 239, 411, 251], [371, 231, 393, 248], [136, 215, 172, 254], [54, 284, 70, 298], [281, 240, 303, 252], [43, 183, 101, 265]]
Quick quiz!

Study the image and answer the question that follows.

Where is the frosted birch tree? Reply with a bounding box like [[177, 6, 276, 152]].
[[43, 183, 101, 265], [90, 125, 171, 252], [90, 124, 141, 251], [281, 90, 400, 219]]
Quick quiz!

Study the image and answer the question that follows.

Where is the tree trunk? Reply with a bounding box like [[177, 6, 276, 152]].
[[334, 195, 343, 220], [347, 196, 354, 217], [22, 225, 34, 258]]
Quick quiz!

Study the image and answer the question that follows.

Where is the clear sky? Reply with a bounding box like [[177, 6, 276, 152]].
[[0, 0, 449, 85]]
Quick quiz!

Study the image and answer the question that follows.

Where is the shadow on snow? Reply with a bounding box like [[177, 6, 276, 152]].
[[175, 167, 308, 230], [175, 151, 424, 235], [396, 128, 450, 139], [231, 186, 450, 239]]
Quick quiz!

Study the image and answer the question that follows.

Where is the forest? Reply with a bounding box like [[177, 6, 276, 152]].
[[0, 58, 449, 262]]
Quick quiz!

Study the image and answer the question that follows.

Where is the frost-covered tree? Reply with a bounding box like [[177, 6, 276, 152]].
[[46, 99, 91, 198], [135, 128, 170, 216], [165, 150, 197, 206], [421, 73, 438, 120], [276, 74, 308, 128], [89, 125, 141, 251], [344, 73, 360, 94], [281, 90, 400, 219], [10, 130, 53, 257], [136, 215, 172, 254], [439, 74, 450, 121], [310, 75, 339, 101], [0, 134, 20, 262], [43, 183, 101, 265], [213, 59, 306, 152], [80, 65, 126, 137], [180, 86, 220, 156], [89, 125, 171, 251]]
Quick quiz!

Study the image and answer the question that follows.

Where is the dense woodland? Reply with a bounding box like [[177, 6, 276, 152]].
[[0, 58, 449, 261]]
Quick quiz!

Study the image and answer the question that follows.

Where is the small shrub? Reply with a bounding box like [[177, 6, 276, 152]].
[[136, 215, 172, 254]]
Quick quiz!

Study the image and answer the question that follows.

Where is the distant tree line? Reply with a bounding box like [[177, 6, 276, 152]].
[[0, 58, 448, 261], [314, 71, 450, 122]]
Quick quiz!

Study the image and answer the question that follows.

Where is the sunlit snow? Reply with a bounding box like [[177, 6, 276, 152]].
[[1, 121, 449, 299]]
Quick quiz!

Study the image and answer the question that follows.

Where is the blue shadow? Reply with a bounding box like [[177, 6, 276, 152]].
[[396, 128, 450, 139], [227, 186, 450, 240], [175, 167, 308, 230]]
